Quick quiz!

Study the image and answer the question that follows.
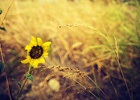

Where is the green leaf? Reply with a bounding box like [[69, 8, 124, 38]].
[[17, 81, 22, 88], [0, 60, 5, 74], [0, 27, 6, 32], [25, 74, 34, 82], [0, 8, 2, 14], [12, 79, 21, 88]]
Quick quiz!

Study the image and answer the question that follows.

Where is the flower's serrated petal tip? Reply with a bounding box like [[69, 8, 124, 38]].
[[28, 43, 33, 48], [21, 56, 31, 64], [37, 37, 43, 46], [42, 42, 51, 47], [31, 36, 36, 42], [31, 36, 37, 46], [31, 36, 36, 40], [31, 41, 37, 46], [43, 46, 50, 51], [21, 59, 29, 64], [48, 42, 51, 45]]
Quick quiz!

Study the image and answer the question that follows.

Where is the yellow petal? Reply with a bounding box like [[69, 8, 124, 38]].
[[31, 36, 37, 46], [37, 37, 43, 46], [21, 56, 31, 64], [25, 45, 32, 51], [30, 59, 34, 66], [43, 46, 50, 51], [39, 57, 45, 64], [29, 59, 39, 68], [21, 59, 29, 64], [43, 52, 48, 57], [42, 42, 51, 48], [33, 60, 39, 68]]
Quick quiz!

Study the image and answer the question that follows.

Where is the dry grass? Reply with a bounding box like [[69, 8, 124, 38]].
[[0, 0, 140, 100]]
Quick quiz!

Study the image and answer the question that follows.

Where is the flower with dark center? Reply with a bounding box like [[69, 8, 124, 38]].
[[21, 36, 51, 68]]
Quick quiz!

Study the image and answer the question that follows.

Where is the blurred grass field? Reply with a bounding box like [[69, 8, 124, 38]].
[[0, 0, 140, 100]]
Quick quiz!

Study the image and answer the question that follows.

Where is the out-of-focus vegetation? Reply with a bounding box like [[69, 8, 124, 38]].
[[0, 0, 140, 100]]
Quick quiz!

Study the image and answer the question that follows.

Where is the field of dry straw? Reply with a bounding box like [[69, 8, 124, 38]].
[[0, 0, 140, 100]]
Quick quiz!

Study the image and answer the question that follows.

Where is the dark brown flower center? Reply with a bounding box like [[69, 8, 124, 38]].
[[29, 45, 43, 59]]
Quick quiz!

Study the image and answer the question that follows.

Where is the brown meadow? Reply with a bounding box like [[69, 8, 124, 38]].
[[0, 0, 140, 100]]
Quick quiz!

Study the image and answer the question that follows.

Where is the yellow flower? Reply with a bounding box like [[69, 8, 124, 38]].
[[21, 36, 51, 68]]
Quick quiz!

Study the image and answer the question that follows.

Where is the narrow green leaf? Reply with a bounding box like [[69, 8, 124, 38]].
[[17, 81, 22, 88], [0, 60, 5, 74], [25, 74, 34, 82], [12, 79, 22, 88]]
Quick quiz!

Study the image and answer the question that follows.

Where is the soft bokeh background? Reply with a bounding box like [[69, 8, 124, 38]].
[[0, 0, 140, 100]]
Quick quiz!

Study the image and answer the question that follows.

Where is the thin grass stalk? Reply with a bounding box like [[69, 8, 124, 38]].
[[0, 44, 4, 63], [16, 66, 32, 100], [114, 37, 132, 100], [6, 76, 12, 100], [73, 79, 100, 100], [86, 75, 110, 100], [1, 44, 12, 99], [92, 66, 100, 96], [106, 72, 118, 100], [0, 0, 14, 27]]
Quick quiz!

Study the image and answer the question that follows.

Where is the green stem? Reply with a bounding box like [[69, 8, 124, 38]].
[[16, 77, 28, 100], [16, 66, 33, 100], [27, 65, 33, 74]]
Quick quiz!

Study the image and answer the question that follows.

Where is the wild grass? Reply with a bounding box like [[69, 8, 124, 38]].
[[0, 0, 140, 100]]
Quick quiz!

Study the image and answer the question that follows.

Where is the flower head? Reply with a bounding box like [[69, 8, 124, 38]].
[[21, 36, 51, 68]]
